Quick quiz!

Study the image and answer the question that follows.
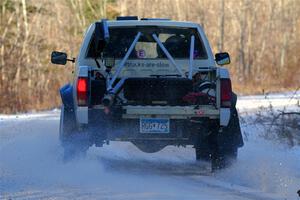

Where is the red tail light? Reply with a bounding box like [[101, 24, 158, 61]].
[[221, 79, 232, 108], [77, 77, 88, 106]]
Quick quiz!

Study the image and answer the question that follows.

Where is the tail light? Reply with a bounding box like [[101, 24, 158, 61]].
[[77, 77, 88, 106], [220, 79, 232, 108]]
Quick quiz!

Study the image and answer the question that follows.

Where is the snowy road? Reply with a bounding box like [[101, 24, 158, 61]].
[[1, 93, 300, 200]]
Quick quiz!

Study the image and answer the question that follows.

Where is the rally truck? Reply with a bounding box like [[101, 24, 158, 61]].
[[51, 16, 243, 170]]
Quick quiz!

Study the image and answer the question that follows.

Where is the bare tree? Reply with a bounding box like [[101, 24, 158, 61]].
[[1, 0, 300, 113], [218, 0, 225, 52]]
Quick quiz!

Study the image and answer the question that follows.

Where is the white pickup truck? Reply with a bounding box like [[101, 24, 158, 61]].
[[51, 17, 243, 170]]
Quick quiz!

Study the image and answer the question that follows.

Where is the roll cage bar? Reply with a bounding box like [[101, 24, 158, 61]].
[[105, 25, 195, 94]]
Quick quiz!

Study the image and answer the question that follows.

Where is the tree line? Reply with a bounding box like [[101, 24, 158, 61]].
[[0, 0, 299, 113]]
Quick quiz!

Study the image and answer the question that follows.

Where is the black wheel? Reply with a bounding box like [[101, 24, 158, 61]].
[[195, 148, 211, 161], [195, 133, 238, 171], [195, 129, 213, 162], [195, 106, 242, 171], [195, 133, 237, 168], [210, 107, 241, 171], [62, 140, 89, 160], [59, 105, 89, 160], [211, 147, 237, 171]]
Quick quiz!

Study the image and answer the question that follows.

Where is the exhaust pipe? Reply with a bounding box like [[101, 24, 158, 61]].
[[102, 77, 127, 107], [102, 94, 114, 107]]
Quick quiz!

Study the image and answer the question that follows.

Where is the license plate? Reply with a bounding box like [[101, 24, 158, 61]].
[[140, 118, 170, 133]]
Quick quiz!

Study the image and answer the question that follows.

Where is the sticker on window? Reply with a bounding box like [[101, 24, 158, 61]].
[[137, 49, 146, 58]]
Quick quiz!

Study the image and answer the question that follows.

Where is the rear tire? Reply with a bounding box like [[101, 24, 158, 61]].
[[59, 105, 89, 160], [195, 148, 211, 162], [62, 141, 89, 161], [195, 107, 241, 171], [210, 109, 240, 171], [195, 134, 237, 169], [211, 147, 237, 171], [195, 132, 213, 162]]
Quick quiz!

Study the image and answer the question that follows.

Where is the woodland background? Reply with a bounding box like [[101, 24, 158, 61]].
[[0, 0, 299, 113]]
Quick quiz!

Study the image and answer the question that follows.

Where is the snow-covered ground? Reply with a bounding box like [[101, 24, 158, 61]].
[[0, 93, 300, 200]]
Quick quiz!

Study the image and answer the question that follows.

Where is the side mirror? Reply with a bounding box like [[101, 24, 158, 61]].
[[51, 51, 67, 65], [215, 52, 230, 65], [94, 19, 110, 55]]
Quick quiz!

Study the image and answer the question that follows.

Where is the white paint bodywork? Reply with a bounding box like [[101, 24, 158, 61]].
[[218, 67, 230, 79], [220, 108, 231, 126], [76, 106, 88, 124], [73, 19, 231, 126]]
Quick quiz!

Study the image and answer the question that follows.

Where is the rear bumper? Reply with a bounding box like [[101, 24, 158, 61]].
[[122, 105, 219, 119], [76, 105, 227, 126], [90, 105, 219, 119], [79, 106, 219, 144]]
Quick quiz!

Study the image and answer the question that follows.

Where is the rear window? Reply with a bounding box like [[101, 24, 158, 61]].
[[87, 26, 207, 60]]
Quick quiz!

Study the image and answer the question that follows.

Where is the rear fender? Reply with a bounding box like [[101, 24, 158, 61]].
[[60, 84, 74, 110]]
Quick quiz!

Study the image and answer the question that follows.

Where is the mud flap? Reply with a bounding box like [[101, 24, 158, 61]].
[[218, 106, 244, 149], [60, 105, 90, 161]]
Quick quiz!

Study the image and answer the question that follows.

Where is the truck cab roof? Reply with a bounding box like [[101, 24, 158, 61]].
[[105, 19, 202, 29], [77, 19, 215, 70]]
